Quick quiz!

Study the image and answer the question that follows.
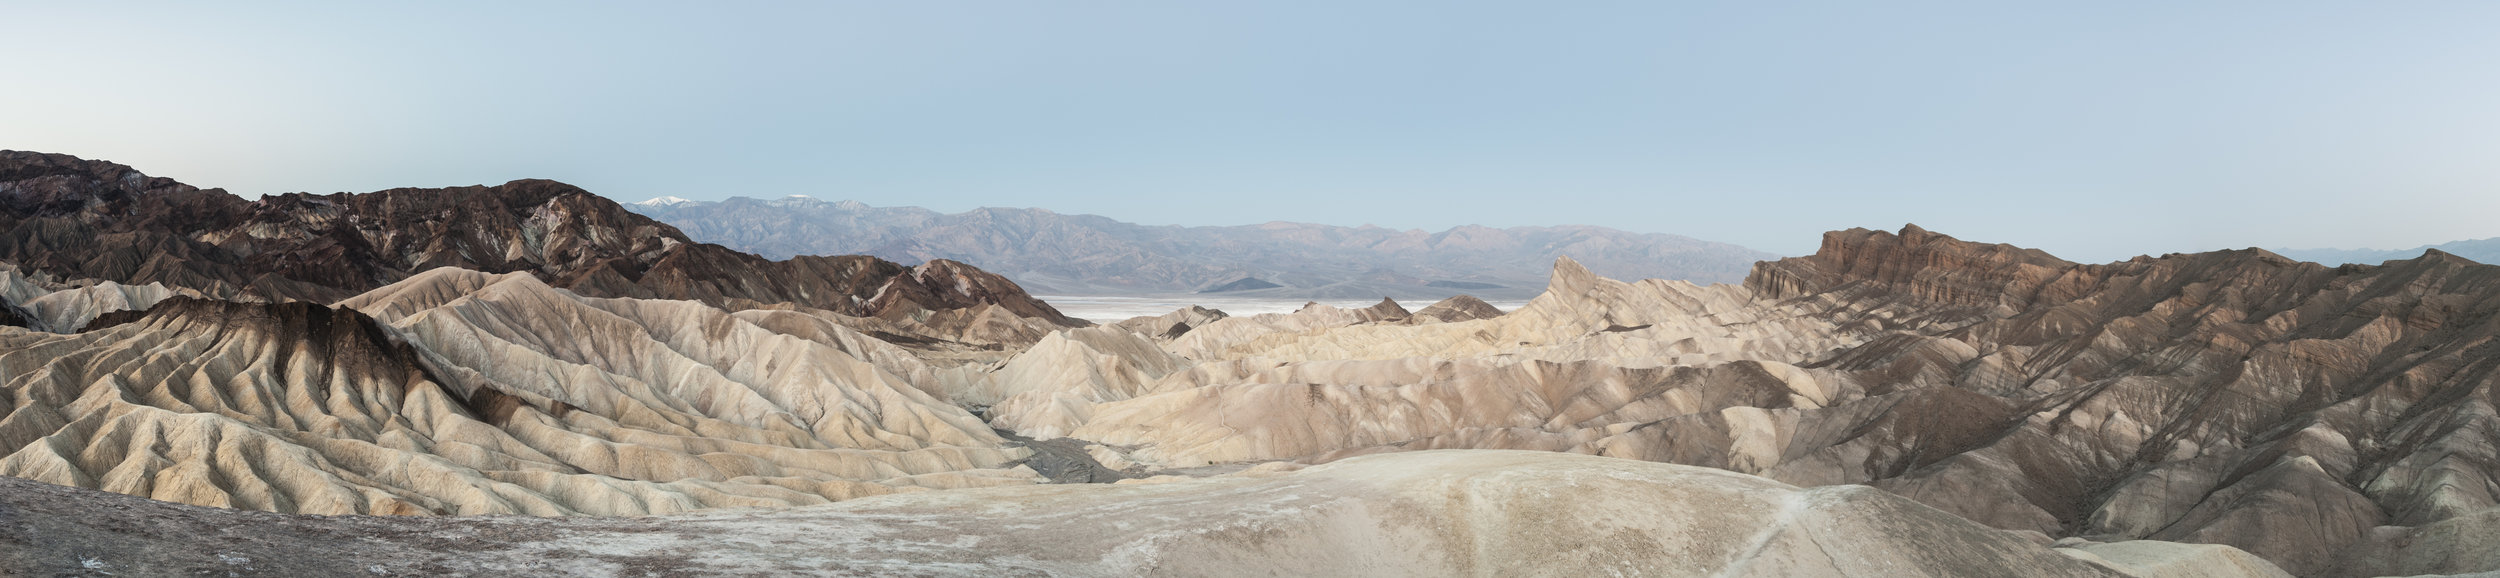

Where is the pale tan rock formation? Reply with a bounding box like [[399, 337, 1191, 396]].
[[0, 268, 1039, 517], [20, 280, 184, 332], [969, 326, 1191, 439], [1162, 300, 1380, 360], [0, 261, 193, 332], [1070, 358, 1825, 469]]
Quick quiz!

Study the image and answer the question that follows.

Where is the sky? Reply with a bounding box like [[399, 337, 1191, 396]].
[[6, 1, 2499, 261]]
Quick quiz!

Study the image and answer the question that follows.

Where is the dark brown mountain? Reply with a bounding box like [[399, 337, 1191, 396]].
[[0, 151, 1078, 326], [1412, 294, 1505, 322], [1739, 224, 2500, 575]]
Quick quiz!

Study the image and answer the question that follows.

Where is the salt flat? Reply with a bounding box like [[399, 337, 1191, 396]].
[[1038, 295, 1531, 324]]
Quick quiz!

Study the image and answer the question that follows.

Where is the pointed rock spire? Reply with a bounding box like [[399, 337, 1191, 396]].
[[1547, 256, 1601, 299]]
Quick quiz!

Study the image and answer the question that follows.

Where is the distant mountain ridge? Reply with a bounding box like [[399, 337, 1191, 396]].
[[2275, 237, 2500, 266], [630, 196, 1777, 299]]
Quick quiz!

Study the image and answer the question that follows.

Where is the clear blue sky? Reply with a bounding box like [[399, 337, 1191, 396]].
[[7, 1, 2498, 261]]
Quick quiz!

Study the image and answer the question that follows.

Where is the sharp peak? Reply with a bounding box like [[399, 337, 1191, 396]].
[[1546, 255, 1603, 295], [2407, 247, 2485, 267], [1550, 255, 1596, 278]]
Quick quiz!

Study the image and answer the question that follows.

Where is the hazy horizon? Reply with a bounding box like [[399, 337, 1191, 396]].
[[9, 2, 2499, 262]]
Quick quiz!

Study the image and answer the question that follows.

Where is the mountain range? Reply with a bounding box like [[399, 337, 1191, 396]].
[[4, 150, 2499, 576], [2276, 237, 2500, 266], [627, 195, 1775, 299]]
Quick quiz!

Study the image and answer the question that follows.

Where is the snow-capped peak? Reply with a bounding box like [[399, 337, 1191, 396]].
[[634, 196, 697, 207], [769, 194, 828, 207]]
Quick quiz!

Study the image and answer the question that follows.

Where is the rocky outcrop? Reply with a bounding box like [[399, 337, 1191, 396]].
[[0, 151, 1078, 331], [630, 196, 1777, 299], [1, 450, 2240, 577], [968, 326, 1193, 439]]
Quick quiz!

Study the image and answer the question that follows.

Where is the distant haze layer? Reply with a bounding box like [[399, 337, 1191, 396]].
[[630, 196, 1775, 300]]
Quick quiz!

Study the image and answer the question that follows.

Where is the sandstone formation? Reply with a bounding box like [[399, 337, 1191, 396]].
[[0, 151, 1079, 332], [0, 271, 1042, 517], [2, 450, 2286, 577], [629, 196, 1776, 299]]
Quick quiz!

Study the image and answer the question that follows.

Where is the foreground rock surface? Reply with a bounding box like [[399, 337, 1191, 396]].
[[1, 450, 2260, 577]]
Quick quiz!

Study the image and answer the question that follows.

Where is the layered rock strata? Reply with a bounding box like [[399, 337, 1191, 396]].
[[0, 271, 1040, 516]]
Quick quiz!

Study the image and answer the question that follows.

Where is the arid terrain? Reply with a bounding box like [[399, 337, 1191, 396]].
[[5, 151, 2499, 576]]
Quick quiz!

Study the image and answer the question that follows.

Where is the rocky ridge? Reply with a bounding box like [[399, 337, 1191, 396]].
[[0, 151, 1079, 333]]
